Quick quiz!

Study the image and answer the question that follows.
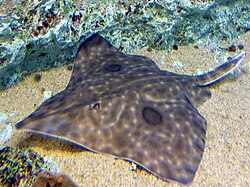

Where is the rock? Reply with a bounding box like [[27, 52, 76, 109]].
[[0, 0, 249, 90]]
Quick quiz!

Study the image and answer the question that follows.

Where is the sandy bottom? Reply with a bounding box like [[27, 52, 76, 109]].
[[0, 31, 249, 186]]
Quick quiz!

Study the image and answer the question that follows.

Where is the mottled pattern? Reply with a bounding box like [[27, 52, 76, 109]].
[[16, 34, 246, 184]]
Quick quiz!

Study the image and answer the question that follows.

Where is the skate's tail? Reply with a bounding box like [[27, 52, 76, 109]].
[[197, 51, 246, 86]]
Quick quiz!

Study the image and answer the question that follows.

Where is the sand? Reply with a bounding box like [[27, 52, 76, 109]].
[[0, 31, 249, 186]]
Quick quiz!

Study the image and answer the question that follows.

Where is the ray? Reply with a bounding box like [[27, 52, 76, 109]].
[[15, 33, 246, 184]]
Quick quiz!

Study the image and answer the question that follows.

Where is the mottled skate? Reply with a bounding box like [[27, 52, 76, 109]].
[[16, 34, 246, 184]]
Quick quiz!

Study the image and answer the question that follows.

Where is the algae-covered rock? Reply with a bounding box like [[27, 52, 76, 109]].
[[0, 146, 54, 187], [0, 0, 249, 90]]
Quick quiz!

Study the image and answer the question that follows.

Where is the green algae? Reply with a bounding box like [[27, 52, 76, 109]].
[[0, 146, 51, 187], [0, 0, 249, 90]]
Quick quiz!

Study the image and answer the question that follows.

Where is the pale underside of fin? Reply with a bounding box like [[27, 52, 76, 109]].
[[15, 33, 245, 185]]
